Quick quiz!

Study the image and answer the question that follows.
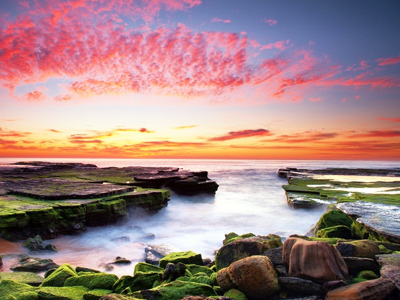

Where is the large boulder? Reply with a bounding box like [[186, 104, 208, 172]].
[[0, 271, 44, 286], [0, 279, 38, 299], [112, 272, 161, 294], [310, 209, 353, 237], [217, 255, 280, 300], [215, 234, 282, 270], [40, 263, 77, 287], [326, 277, 395, 300], [283, 237, 348, 283]]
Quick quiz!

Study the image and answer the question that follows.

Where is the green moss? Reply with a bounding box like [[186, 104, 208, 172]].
[[351, 221, 391, 242], [185, 264, 214, 277], [0, 280, 38, 299], [0, 272, 44, 286], [317, 225, 352, 239], [40, 264, 77, 287], [133, 263, 163, 274], [132, 280, 217, 300], [224, 288, 248, 300], [316, 209, 353, 230], [38, 286, 88, 300], [112, 272, 160, 294], [159, 251, 203, 269], [83, 289, 112, 300], [64, 273, 118, 290], [352, 270, 379, 283], [378, 244, 392, 254]]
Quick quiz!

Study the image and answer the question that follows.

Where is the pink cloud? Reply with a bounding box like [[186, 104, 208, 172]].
[[264, 131, 338, 143], [209, 129, 272, 142], [260, 40, 290, 51], [376, 55, 400, 66], [309, 97, 322, 102], [262, 17, 277, 26], [211, 17, 231, 23]]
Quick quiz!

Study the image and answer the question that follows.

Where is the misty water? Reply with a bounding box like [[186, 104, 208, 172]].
[[0, 159, 399, 276]]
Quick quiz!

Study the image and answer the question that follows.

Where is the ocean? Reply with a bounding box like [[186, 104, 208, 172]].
[[0, 158, 399, 276]]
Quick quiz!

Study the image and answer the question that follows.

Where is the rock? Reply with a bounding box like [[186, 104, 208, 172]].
[[352, 270, 379, 283], [336, 240, 380, 259], [278, 277, 324, 296], [24, 235, 58, 251], [317, 225, 352, 239], [10, 255, 59, 272], [0, 279, 38, 299], [40, 263, 77, 287], [76, 266, 101, 273], [64, 272, 118, 290], [134, 262, 164, 274], [0, 271, 44, 286], [217, 255, 280, 300], [262, 246, 283, 266], [215, 234, 282, 270], [224, 288, 248, 300], [376, 253, 400, 291], [38, 286, 89, 300], [145, 243, 179, 265], [132, 280, 217, 299], [111, 256, 131, 265], [185, 264, 215, 277], [113, 271, 162, 294], [110, 236, 131, 243], [283, 237, 348, 283], [310, 209, 353, 237], [159, 251, 203, 269], [343, 257, 379, 275], [222, 232, 255, 245], [326, 277, 395, 300], [100, 294, 141, 300], [83, 288, 112, 300]]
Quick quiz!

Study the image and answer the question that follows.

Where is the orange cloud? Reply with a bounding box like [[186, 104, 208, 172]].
[[349, 130, 400, 138], [48, 129, 62, 133], [376, 55, 400, 66], [173, 125, 198, 129], [209, 129, 272, 142], [377, 117, 400, 123], [0, 128, 31, 138], [265, 131, 338, 143]]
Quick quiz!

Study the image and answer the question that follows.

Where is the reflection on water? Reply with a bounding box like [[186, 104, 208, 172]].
[[0, 159, 398, 276]]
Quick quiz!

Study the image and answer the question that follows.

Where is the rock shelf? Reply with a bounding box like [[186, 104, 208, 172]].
[[0, 162, 218, 241]]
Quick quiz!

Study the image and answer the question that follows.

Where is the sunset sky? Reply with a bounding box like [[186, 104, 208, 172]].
[[0, 0, 399, 160]]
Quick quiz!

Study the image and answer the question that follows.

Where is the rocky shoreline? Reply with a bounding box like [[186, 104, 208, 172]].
[[0, 165, 399, 299]]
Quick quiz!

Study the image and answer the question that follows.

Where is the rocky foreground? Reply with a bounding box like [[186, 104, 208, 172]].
[[0, 165, 400, 299]]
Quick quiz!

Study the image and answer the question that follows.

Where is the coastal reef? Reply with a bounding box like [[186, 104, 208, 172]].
[[279, 167, 400, 244], [0, 162, 218, 241]]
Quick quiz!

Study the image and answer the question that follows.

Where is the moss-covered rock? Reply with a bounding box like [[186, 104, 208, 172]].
[[132, 280, 217, 299], [83, 289, 112, 300], [0, 272, 44, 286], [38, 286, 88, 300], [349, 240, 381, 258], [64, 273, 118, 290], [159, 251, 203, 269], [179, 272, 212, 285], [316, 225, 352, 239], [40, 264, 77, 287], [112, 272, 160, 294], [351, 270, 379, 283], [215, 235, 282, 271], [133, 262, 163, 274], [312, 209, 353, 235], [0, 279, 38, 299], [223, 233, 255, 245], [224, 288, 248, 300], [185, 264, 215, 277]]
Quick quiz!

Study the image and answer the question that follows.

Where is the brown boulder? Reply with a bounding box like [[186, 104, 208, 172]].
[[217, 255, 280, 300], [283, 237, 348, 283], [326, 277, 395, 300]]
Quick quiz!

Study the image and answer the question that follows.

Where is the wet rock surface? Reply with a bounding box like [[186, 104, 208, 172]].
[[0, 161, 218, 241], [279, 167, 400, 243]]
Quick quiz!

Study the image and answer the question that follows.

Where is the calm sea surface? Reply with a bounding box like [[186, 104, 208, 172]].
[[0, 159, 398, 276]]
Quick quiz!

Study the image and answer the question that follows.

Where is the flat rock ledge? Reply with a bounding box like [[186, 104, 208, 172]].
[[278, 167, 400, 244], [0, 162, 218, 241]]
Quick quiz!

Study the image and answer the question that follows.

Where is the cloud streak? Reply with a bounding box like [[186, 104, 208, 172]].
[[209, 129, 272, 142]]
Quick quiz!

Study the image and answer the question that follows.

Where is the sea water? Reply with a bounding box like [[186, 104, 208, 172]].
[[0, 159, 398, 276]]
